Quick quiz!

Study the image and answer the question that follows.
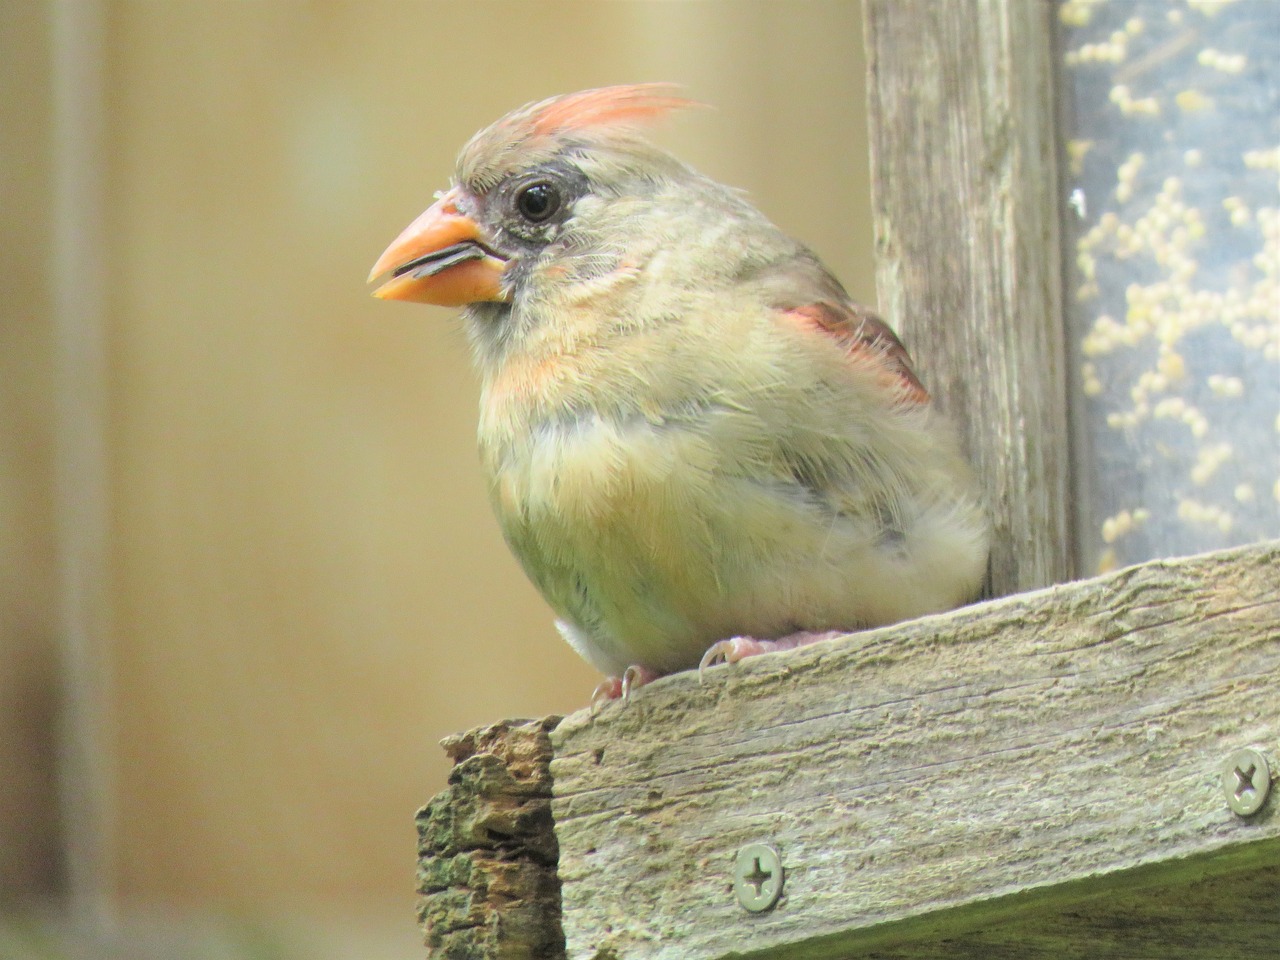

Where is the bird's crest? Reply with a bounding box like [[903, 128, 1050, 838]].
[[458, 84, 696, 190], [526, 84, 694, 136]]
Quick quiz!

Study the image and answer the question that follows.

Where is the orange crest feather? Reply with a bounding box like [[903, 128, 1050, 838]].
[[527, 84, 695, 137], [458, 84, 697, 190]]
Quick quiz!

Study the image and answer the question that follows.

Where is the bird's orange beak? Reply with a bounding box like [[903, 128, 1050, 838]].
[[367, 188, 508, 306]]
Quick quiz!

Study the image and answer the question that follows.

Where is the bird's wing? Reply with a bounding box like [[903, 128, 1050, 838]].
[[778, 300, 929, 405], [757, 253, 929, 405]]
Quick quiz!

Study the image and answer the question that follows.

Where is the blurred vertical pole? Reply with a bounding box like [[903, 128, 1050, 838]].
[[52, 0, 114, 937]]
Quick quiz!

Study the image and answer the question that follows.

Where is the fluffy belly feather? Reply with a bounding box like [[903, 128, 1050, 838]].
[[484, 409, 967, 675]]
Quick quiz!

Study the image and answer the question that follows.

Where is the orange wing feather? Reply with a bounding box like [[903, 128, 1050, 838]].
[[782, 303, 930, 405]]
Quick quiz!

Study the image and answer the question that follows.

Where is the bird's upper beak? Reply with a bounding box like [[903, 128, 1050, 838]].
[[367, 187, 509, 306]]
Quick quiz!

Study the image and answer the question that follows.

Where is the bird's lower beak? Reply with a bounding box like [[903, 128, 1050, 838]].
[[367, 189, 508, 306]]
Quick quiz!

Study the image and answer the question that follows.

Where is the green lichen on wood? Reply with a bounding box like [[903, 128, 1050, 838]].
[[416, 716, 565, 960]]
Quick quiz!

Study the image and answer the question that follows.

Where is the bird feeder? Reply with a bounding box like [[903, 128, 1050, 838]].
[[1057, 0, 1280, 574]]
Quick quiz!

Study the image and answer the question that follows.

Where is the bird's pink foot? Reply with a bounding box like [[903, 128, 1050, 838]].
[[698, 630, 844, 682], [590, 664, 663, 712]]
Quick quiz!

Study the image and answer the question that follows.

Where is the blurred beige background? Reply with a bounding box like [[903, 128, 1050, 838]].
[[3, 0, 872, 955]]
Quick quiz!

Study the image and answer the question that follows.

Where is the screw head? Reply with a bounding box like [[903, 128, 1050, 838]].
[[734, 843, 783, 912], [1222, 748, 1271, 817]]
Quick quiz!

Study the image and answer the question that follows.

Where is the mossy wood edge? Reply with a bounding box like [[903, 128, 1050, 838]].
[[417, 541, 1279, 958], [416, 716, 566, 959]]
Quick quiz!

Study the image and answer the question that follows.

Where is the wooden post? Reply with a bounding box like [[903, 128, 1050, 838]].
[[864, 0, 1073, 596], [418, 543, 1280, 959]]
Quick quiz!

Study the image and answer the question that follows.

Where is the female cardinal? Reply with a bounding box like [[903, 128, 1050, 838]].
[[369, 84, 989, 701]]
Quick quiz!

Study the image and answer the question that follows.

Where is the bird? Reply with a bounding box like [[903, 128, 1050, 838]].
[[368, 84, 989, 704]]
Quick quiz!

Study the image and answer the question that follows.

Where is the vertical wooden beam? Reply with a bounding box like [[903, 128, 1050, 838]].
[[864, 0, 1073, 595], [0, 0, 61, 901], [51, 0, 114, 930]]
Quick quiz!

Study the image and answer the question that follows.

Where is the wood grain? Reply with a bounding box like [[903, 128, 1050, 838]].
[[548, 541, 1280, 959], [864, 0, 1073, 596]]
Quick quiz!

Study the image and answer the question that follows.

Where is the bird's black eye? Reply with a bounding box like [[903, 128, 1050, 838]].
[[515, 180, 561, 223]]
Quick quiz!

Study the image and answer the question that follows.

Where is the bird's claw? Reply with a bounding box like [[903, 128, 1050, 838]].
[[698, 637, 771, 683], [620, 664, 643, 701], [698, 632, 843, 683], [698, 641, 734, 683], [590, 677, 625, 714], [590, 664, 661, 714]]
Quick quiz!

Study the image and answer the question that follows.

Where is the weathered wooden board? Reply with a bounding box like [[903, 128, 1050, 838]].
[[849, 839, 1280, 959], [547, 541, 1280, 960], [864, 0, 1073, 596]]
